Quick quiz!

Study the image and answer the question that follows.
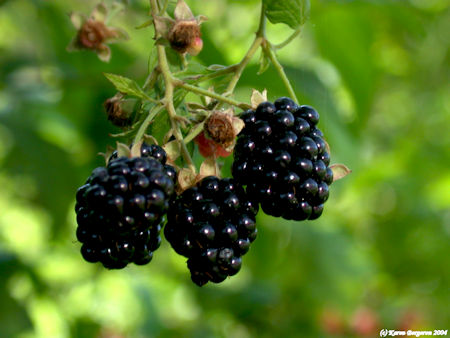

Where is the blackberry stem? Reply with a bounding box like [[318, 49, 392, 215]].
[[178, 64, 238, 83], [221, 3, 266, 99], [150, 0, 196, 173], [133, 104, 164, 146], [174, 80, 251, 110], [144, 0, 299, 173], [263, 41, 298, 102], [274, 26, 302, 50], [159, 0, 169, 14]]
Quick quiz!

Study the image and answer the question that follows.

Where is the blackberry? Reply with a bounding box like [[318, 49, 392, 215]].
[[109, 143, 176, 183], [164, 176, 258, 286], [75, 155, 175, 269], [232, 98, 333, 221]]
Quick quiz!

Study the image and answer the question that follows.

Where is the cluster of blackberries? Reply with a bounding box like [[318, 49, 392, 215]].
[[232, 97, 333, 221], [164, 176, 258, 286], [75, 144, 176, 269], [75, 98, 334, 285]]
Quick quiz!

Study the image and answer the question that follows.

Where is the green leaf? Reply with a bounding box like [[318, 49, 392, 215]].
[[104, 73, 155, 102], [263, 0, 310, 29]]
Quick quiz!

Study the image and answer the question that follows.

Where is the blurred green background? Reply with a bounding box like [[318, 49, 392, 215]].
[[0, 0, 449, 337]]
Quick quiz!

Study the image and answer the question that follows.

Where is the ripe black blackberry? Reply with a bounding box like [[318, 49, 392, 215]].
[[233, 97, 333, 221], [109, 143, 177, 182], [75, 154, 175, 269], [164, 176, 258, 286]]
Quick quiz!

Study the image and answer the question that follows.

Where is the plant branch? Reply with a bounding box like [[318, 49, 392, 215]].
[[222, 37, 264, 97], [222, 3, 267, 97], [159, 0, 169, 14], [179, 64, 238, 83], [150, 0, 196, 172], [263, 41, 298, 102], [133, 104, 164, 145], [174, 80, 251, 109], [274, 26, 302, 50]]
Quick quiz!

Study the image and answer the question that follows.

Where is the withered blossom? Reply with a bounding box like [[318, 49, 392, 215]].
[[67, 3, 128, 62]]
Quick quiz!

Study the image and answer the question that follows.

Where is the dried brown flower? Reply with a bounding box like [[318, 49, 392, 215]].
[[104, 94, 132, 127], [205, 111, 235, 148], [168, 20, 202, 55], [77, 19, 118, 51], [67, 3, 128, 62]]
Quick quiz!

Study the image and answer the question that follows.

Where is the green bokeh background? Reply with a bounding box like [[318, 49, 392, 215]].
[[0, 0, 449, 337]]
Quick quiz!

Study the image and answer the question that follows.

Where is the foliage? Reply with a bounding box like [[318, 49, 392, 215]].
[[0, 0, 449, 336]]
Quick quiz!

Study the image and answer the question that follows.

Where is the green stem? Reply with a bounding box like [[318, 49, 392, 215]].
[[174, 80, 251, 109], [143, 67, 160, 90], [141, 92, 159, 104], [222, 3, 266, 97], [184, 120, 205, 144], [150, 0, 196, 172], [222, 37, 264, 97], [179, 64, 238, 83], [263, 42, 298, 102], [105, 3, 124, 25], [274, 26, 302, 50], [133, 105, 164, 145], [159, 0, 169, 14]]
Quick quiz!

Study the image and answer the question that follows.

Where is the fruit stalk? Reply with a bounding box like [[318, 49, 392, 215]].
[[150, 0, 196, 172], [222, 3, 267, 97], [274, 26, 302, 50], [262, 41, 298, 102], [174, 80, 251, 109]]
